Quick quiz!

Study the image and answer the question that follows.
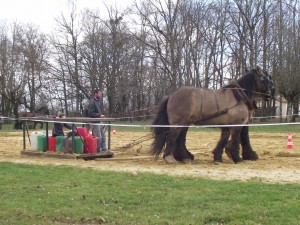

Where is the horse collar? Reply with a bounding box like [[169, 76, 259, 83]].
[[239, 88, 257, 110], [227, 81, 256, 110]]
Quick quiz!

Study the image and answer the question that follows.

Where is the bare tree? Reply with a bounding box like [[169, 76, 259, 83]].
[[20, 25, 49, 112], [50, 1, 83, 115], [273, 0, 300, 121], [134, 0, 187, 92], [0, 23, 27, 117]]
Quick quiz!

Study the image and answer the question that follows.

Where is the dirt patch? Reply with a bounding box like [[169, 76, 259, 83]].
[[1, 131, 300, 183]]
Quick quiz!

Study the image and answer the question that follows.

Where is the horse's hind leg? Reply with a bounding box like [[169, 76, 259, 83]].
[[163, 128, 181, 164], [213, 127, 230, 163], [240, 126, 259, 160], [177, 127, 194, 163], [164, 128, 191, 164], [226, 128, 243, 163]]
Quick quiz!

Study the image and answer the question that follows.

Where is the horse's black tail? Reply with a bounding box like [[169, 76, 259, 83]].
[[150, 96, 170, 157]]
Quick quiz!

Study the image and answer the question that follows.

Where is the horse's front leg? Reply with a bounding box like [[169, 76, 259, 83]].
[[227, 128, 243, 163], [240, 126, 259, 160], [213, 127, 230, 164]]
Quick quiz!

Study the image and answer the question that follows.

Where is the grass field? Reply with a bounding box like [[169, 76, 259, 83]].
[[1, 162, 300, 225]]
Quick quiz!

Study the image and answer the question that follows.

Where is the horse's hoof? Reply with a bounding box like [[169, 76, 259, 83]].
[[190, 154, 195, 161], [234, 159, 243, 164], [242, 151, 259, 161], [225, 148, 232, 159], [183, 159, 192, 164], [243, 156, 259, 161], [164, 155, 178, 164], [214, 160, 222, 165]]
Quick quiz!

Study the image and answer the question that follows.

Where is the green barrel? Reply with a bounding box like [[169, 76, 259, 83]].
[[74, 137, 84, 154], [37, 135, 47, 152], [56, 136, 64, 152]]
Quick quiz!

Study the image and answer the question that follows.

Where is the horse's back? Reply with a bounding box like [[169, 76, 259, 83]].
[[167, 86, 248, 125], [167, 86, 216, 124]]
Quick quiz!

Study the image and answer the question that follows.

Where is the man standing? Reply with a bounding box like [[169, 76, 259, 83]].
[[87, 89, 106, 152]]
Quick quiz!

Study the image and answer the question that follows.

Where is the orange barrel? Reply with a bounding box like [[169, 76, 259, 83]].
[[84, 135, 97, 154], [77, 127, 88, 137], [48, 136, 56, 152]]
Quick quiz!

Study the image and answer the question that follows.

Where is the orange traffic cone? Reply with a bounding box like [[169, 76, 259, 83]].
[[286, 132, 294, 149], [112, 128, 116, 135]]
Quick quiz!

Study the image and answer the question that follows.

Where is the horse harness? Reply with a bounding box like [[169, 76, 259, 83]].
[[195, 81, 256, 125]]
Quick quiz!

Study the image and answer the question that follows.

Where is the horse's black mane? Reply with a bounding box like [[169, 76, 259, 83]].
[[237, 69, 258, 97], [224, 69, 259, 110]]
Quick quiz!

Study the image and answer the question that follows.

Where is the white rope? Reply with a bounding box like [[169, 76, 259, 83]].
[[1, 115, 300, 129]]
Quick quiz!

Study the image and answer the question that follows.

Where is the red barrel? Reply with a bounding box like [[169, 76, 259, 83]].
[[84, 135, 97, 154], [48, 136, 56, 152], [77, 127, 88, 137]]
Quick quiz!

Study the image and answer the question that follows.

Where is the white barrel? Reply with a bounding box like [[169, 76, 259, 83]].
[[30, 131, 44, 150]]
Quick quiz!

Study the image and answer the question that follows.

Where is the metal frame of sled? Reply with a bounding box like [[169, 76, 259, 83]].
[[19, 117, 116, 160]]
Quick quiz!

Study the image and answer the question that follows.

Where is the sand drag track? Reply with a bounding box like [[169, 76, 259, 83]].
[[1, 131, 300, 183]]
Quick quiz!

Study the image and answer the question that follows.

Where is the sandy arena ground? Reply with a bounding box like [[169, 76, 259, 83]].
[[1, 130, 300, 184]]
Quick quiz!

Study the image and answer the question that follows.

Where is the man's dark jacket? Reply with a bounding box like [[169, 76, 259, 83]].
[[87, 97, 103, 118]]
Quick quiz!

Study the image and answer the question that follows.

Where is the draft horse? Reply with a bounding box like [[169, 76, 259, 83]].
[[14, 106, 50, 129], [150, 66, 275, 164]]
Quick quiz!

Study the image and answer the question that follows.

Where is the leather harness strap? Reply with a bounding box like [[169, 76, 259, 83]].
[[213, 90, 220, 114], [193, 82, 256, 125]]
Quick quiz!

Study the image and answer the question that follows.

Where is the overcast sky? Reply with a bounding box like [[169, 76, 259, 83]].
[[0, 0, 133, 33]]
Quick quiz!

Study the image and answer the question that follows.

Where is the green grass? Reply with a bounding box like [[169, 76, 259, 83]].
[[249, 124, 300, 133], [0, 122, 55, 132], [0, 123, 19, 132], [0, 162, 300, 225]]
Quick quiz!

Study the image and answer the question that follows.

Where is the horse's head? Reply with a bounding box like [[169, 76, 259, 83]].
[[35, 106, 50, 115], [255, 66, 276, 100]]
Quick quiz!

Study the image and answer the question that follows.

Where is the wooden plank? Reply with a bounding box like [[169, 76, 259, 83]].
[[20, 150, 78, 159], [77, 151, 114, 160], [20, 150, 114, 160], [94, 155, 154, 161]]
